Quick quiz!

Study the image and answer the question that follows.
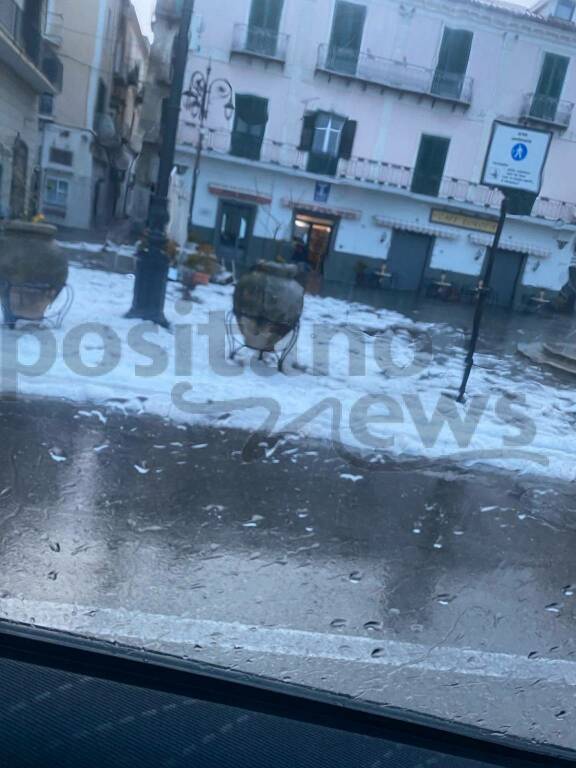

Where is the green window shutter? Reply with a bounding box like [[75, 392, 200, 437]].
[[432, 28, 473, 99], [411, 135, 450, 197], [339, 120, 357, 159], [437, 28, 473, 76], [536, 53, 569, 99], [231, 95, 269, 160], [328, 2, 366, 74], [531, 53, 569, 120], [249, 0, 283, 32], [299, 112, 317, 151]]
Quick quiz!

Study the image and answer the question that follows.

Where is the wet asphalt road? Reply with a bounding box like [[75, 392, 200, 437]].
[[0, 396, 575, 751]]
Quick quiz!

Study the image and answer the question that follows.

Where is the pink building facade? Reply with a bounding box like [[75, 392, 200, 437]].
[[169, 0, 576, 308]]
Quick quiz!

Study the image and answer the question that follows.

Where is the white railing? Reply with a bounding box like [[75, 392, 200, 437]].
[[180, 123, 575, 223]]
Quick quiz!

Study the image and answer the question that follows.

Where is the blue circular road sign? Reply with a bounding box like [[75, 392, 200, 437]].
[[511, 143, 528, 161]]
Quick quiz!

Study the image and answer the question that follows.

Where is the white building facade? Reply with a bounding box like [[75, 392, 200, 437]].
[[38, 0, 148, 230], [169, 0, 576, 308], [0, 0, 60, 219]]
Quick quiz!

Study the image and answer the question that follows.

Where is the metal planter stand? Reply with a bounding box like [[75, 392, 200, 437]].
[[225, 310, 301, 373], [0, 281, 74, 329], [228, 262, 305, 373]]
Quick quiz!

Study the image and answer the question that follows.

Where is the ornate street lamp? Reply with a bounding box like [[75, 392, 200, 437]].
[[184, 62, 235, 234], [127, 0, 196, 326]]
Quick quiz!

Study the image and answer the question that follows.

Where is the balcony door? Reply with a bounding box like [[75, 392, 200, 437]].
[[531, 53, 569, 122], [327, 1, 366, 75], [411, 135, 450, 197], [230, 95, 269, 160], [247, 0, 284, 57], [216, 201, 256, 268], [432, 28, 473, 100]]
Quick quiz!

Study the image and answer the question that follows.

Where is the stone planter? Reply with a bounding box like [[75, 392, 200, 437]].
[[0, 221, 69, 325], [233, 261, 304, 353]]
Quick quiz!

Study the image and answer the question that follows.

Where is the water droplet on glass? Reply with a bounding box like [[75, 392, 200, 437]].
[[330, 618, 347, 629], [349, 571, 362, 583], [545, 603, 562, 613], [371, 648, 386, 658], [363, 621, 383, 632], [563, 585, 574, 597]]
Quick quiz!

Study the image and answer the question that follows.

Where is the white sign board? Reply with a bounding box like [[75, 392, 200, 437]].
[[482, 122, 552, 194]]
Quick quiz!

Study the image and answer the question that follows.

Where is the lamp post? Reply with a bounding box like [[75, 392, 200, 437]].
[[185, 62, 235, 234], [126, 0, 195, 326]]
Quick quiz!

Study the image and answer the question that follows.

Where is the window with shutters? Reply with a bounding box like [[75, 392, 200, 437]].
[[247, 0, 284, 57], [300, 112, 357, 177], [531, 53, 570, 122], [411, 135, 450, 197], [327, 1, 366, 75], [230, 95, 269, 160], [431, 28, 473, 100]]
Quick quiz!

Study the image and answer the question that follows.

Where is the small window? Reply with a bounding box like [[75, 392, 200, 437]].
[[44, 177, 69, 207], [411, 135, 450, 197], [49, 147, 74, 167], [39, 94, 54, 116], [312, 113, 346, 156], [554, 0, 575, 21], [300, 112, 357, 176]]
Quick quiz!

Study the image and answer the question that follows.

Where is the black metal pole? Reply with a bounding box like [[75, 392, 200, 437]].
[[126, 0, 195, 326], [457, 195, 508, 403], [188, 62, 212, 233]]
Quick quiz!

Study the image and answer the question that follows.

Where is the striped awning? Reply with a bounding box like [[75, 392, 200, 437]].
[[372, 215, 459, 239], [282, 199, 361, 220], [468, 233, 551, 259], [209, 185, 272, 205]]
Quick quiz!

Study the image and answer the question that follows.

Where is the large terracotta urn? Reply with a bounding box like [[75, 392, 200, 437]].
[[0, 221, 69, 325], [233, 261, 304, 353]]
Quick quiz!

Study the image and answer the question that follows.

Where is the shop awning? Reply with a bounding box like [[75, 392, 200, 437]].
[[372, 215, 459, 239], [208, 185, 272, 205], [468, 233, 551, 259], [282, 199, 361, 220]]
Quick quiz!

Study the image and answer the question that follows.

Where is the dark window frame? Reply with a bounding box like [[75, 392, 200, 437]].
[[411, 134, 450, 197], [300, 111, 357, 177], [230, 94, 269, 161]]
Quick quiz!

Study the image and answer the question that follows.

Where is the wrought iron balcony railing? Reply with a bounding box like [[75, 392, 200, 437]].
[[180, 123, 574, 223], [521, 92, 574, 129], [231, 23, 289, 63], [0, 0, 62, 86], [316, 44, 473, 106]]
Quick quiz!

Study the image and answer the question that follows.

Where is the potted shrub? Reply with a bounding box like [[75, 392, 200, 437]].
[[0, 221, 69, 324], [180, 243, 220, 287]]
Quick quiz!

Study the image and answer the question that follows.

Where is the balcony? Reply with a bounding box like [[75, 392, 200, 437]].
[[316, 44, 473, 106], [520, 93, 574, 130], [231, 23, 289, 65], [180, 123, 574, 223], [0, 0, 58, 93]]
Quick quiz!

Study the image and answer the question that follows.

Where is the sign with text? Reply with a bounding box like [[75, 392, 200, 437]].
[[430, 209, 498, 234], [314, 182, 331, 203], [481, 122, 552, 195]]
